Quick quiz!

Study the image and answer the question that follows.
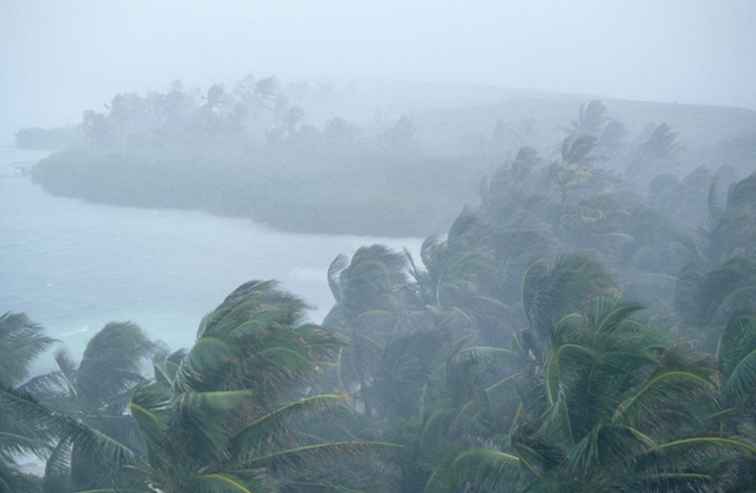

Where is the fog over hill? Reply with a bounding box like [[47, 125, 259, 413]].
[[3, 0, 756, 140]]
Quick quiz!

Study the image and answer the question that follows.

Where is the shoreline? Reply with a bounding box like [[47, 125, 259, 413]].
[[30, 181, 443, 238], [29, 149, 468, 238]]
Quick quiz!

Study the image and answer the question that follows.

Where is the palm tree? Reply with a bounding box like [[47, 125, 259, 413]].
[[625, 123, 679, 182], [406, 214, 495, 310], [0, 312, 57, 493], [708, 314, 756, 491], [328, 245, 410, 319], [407, 211, 525, 347], [0, 313, 57, 389], [324, 246, 413, 416], [569, 101, 608, 138], [706, 171, 756, 263], [29, 322, 154, 492], [325, 245, 484, 492], [675, 256, 756, 335], [717, 314, 756, 413], [109, 280, 397, 493], [427, 297, 756, 493], [521, 254, 617, 358], [639, 123, 679, 160], [0, 385, 137, 493]]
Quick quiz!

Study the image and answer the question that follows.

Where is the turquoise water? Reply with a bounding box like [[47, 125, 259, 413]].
[[1, 147, 420, 358]]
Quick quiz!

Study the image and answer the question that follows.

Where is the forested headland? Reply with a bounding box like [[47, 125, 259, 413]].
[[27, 78, 756, 236]]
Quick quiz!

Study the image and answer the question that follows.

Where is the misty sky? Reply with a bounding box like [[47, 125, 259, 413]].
[[2, 0, 755, 140]]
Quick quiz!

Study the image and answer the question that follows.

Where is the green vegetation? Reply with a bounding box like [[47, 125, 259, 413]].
[[27, 80, 756, 237], [5, 95, 756, 492]]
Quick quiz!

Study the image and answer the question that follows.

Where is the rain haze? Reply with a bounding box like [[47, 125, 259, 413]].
[[3, 0, 756, 136], [3, 2, 756, 491]]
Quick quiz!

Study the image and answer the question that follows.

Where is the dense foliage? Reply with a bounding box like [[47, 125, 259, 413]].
[[28, 80, 756, 237], [4, 98, 756, 492]]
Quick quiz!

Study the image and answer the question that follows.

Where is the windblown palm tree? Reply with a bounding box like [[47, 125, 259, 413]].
[[0, 312, 56, 493], [1, 316, 139, 493], [324, 246, 413, 415], [675, 256, 756, 331], [718, 315, 756, 412], [30, 322, 155, 492], [113, 280, 397, 493], [521, 254, 617, 357], [407, 213, 495, 309], [706, 171, 756, 263], [426, 298, 756, 493]]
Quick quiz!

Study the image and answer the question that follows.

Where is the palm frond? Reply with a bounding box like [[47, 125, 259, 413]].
[[544, 343, 597, 406], [454, 346, 519, 367], [592, 301, 644, 335], [74, 489, 151, 493], [191, 473, 258, 493], [427, 448, 524, 493], [722, 349, 756, 406], [0, 431, 46, 458], [327, 254, 349, 303], [77, 322, 154, 408], [128, 382, 172, 468], [238, 441, 400, 471], [718, 315, 756, 380], [634, 435, 756, 486], [53, 349, 78, 384], [536, 386, 574, 447], [522, 255, 616, 344], [174, 336, 236, 392], [567, 424, 653, 478], [17, 371, 70, 400], [0, 385, 135, 468], [172, 389, 259, 465], [612, 371, 716, 432], [230, 395, 348, 459], [197, 280, 308, 340], [0, 312, 57, 387], [42, 436, 72, 493]]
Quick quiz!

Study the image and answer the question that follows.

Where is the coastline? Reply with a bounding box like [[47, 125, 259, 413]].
[[29, 149, 471, 238]]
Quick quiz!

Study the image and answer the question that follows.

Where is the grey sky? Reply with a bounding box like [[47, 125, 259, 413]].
[[2, 0, 755, 139]]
